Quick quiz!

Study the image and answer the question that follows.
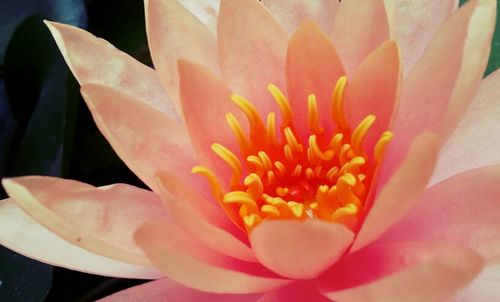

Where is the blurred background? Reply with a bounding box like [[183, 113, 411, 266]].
[[0, 0, 498, 301]]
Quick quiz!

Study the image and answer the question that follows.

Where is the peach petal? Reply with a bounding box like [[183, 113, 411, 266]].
[[453, 263, 500, 302], [177, 0, 220, 33], [2, 176, 167, 266], [431, 69, 500, 185], [261, 0, 339, 35], [81, 84, 197, 193], [135, 220, 292, 294], [352, 133, 440, 252], [344, 40, 400, 152], [218, 0, 287, 116], [286, 21, 345, 137], [155, 171, 256, 262], [0, 199, 163, 279], [387, 0, 496, 173], [331, 0, 390, 76], [257, 282, 332, 302], [380, 166, 500, 260], [44, 21, 174, 115], [146, 0, 219, 116], [319, 242, 484, 302], [250, 220, 354, 279]]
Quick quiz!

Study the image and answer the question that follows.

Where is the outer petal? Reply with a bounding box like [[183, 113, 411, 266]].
[[250, 220, 354, 279], [177, 0, 220, 33], [44, 21, 174, 115], [352, 133, 440, 252], [135, 220, 292, 294], [319, 242, 484, 302], [2, 176, 167, 266], [452, 263, 500, 302], [431, 69, 500, 185], [0, 199, 162, 279], [331, 0, 390, 76], [258, 282, 332, 302], [387, 0, 496, 173], [98, 278, 261, 302], [380, 166, 500, 260], [146, 0, 219, 116], [286, 21, 345, 137], [81, 84, 197, 193], [262, 0, 339, 35], [218, 0, 287, 115]]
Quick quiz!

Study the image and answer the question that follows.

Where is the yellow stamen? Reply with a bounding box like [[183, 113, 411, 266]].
[[266, 112, 277, 147], [308, 94, 323, 134], [258, 151, 272, 171], [374, 131, 394, 163], [276, 186, 289, 197], [231, 94, 266, 139], [351, 115, 376, 155], [243, 214, 262, 231], [261, 204, 280, 218], [309, 134, 334, 161], [223, 191, 258, 213], [332, 76, 349, 130], [211, 143, 242, 187], [244, 173, 263, 199], [192, 166, 223, 200], [246, 155, 264, 177], [292, 164, 303, 178], [284, 127, 303, 153], [268, 84, 293, 127], [274, 161, 286, 177], [284, 144, 296, 163], [225, 113, 251, 155]]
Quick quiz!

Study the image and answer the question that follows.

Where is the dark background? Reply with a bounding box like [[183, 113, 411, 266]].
[[0, 0, 498, 301]]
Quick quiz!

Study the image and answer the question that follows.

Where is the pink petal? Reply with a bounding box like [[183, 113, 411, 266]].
[[80, 84, 197, 193], [44, 21, 174, 115], [388, 0, 458, 74], [135, 220, 292, 294], [218, 0, 287, 115], [386, 0, 496, 173], [431, 69, 500, 185], [452, 263, 500, 302], [250, 219, 354, 279], [319, 242, 484, 302], [155, 171, 256, 262], [98, 278, 261, 302], [380, 165, 500, 260], [344, 40, 400, 152], [261, 0, 339, 35], [258, 282, 332, 302], [331, 0, 390, 76], [2, 176, 167, 266], [0, 199, 163, 279], [146, 0, 219, 116], [177, 0, 220, 33], [286, 21, 345, 137], [352, 133, 440, 252]]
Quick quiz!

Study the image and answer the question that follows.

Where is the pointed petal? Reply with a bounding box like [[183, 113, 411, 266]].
[[286, 21, 345, 137], [431, 70, 500, 185], [44, 21, 174, 115], [0, 199, 163, 279], [387, 0, 496, 172], [2, 176, 167, 266], [331, 0, 390, 75], [135, 220, 292, 294], [177, 0, 220, 33], [380, 166, 500, 260], [218, 0, 287, 115], [262, 0, 339, 35], [250, 220, 354, 279], [146, 0, 219, 116], [81, 84, 197, 193], [453, 263, 500, 302], [319, 242, 483, 302], [98, 278, 261, 302], [352, 133, 440, 252]]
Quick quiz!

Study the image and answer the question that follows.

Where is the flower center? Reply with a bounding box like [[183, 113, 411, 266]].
[[193, 76, 393, 233]]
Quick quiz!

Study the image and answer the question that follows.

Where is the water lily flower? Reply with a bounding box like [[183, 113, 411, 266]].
[[1, 0, 499, 301]]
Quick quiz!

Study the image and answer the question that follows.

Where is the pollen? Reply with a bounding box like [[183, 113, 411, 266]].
[[193, 76, 393, 232]]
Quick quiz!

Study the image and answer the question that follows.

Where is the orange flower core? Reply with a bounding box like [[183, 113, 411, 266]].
[[193, 76, 393, 233]]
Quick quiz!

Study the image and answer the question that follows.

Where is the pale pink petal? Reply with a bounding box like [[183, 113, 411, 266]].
[[431, 69, 500, 185], [218, 0, 287, 115], [344, 40, 400, 152], [331, 0, 390, 76], [258, 282, 332, 302], [387, 0, 496, 173], [135, 220, 292, 294], [177, 0, 220, 33], [380, 166, 500, 260], [155, 171, 256, 262], [80, 84, 197, 193], [262, 0, 339, 35], [2, 176, 167, 266], [44, 21, 174, 115], [352, 133, 440, 252], [0, 199, 163, 279], [98, 278, 261, 302], [387, 0, 458, 74], [319, 242, 483, 302], [250, 219, 354, 279], [146, 0, 219, 116], [286, 21, 345, 137], [452, 263, 500, 302]]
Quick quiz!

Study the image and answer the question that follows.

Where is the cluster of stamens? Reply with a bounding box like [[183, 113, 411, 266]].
[[193, 76, 393, 233]]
